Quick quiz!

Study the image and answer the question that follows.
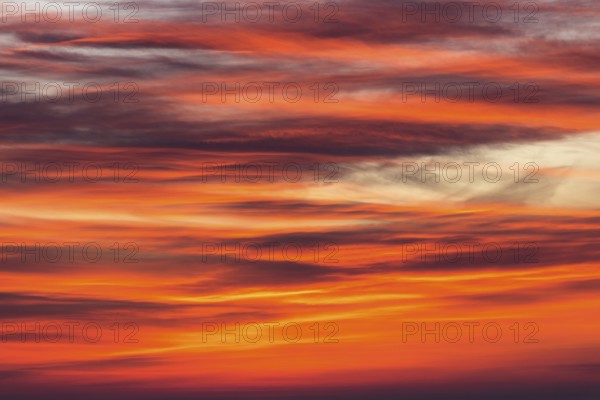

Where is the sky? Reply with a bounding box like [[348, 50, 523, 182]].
[[0, 1, 599, 399]]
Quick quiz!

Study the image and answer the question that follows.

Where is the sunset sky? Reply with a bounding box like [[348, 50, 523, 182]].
[[1, 1, 599, 399]]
